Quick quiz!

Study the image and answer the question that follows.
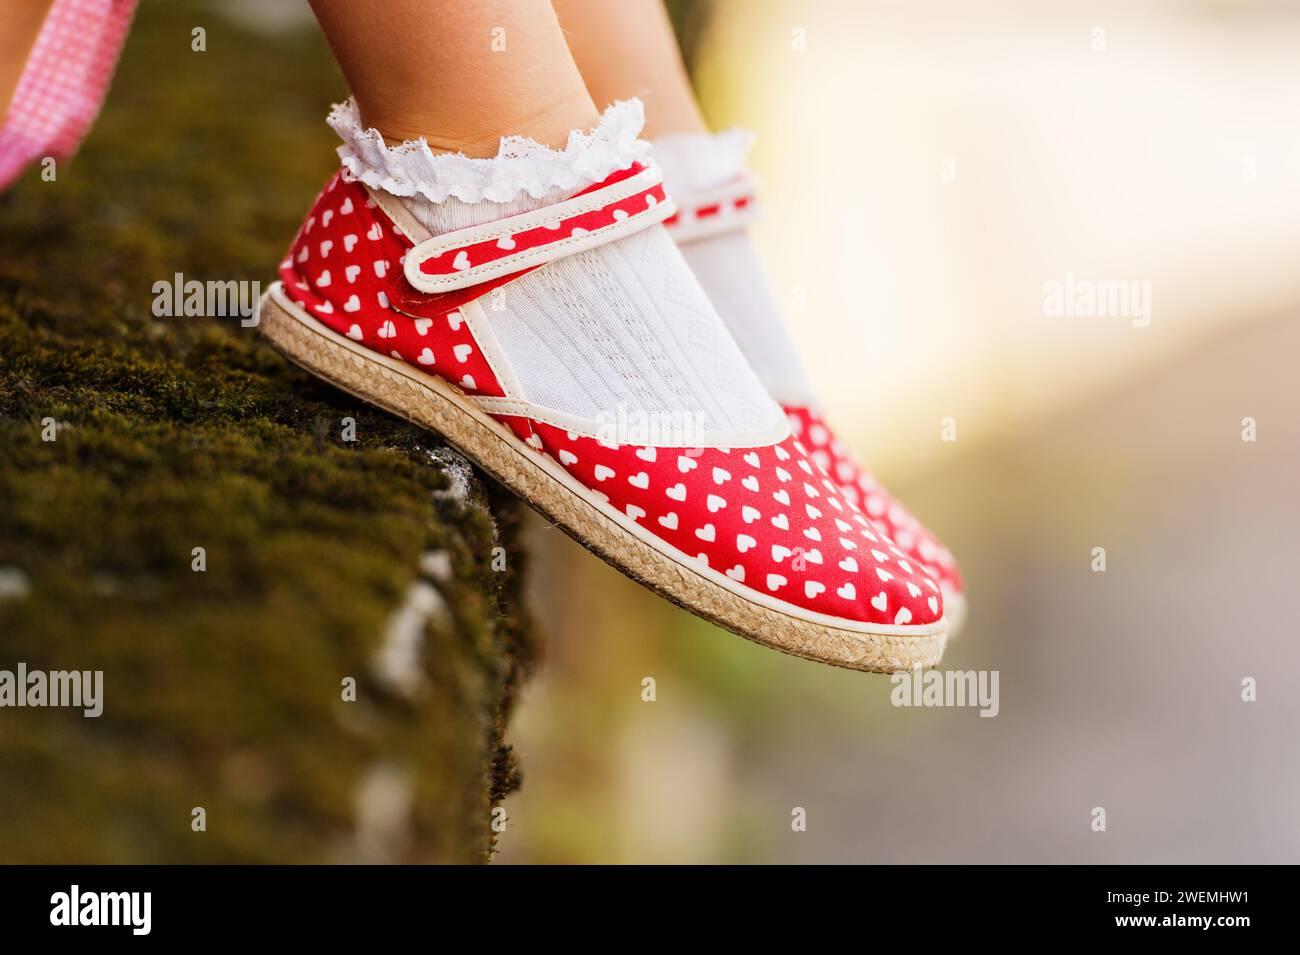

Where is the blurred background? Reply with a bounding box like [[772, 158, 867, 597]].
[[500, 0, 1300, 863], [4, 0, 1298, 863]]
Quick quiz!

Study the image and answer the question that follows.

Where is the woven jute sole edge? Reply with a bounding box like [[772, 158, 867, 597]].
[[258, 286, 946, 673]]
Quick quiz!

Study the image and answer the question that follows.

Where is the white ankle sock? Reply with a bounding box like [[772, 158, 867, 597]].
[[329, 99, 782, 441], [653, 132, 814, 408]]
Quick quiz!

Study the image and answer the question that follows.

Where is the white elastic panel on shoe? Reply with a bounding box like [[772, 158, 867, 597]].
[[329, 98, 650, 204], [679, 229, 815, 408], [481, 226, 783, 441]]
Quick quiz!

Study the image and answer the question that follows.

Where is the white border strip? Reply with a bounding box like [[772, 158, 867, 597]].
[[468, 394, 789, 448], [665, 175, 760, 245], [405, 166, 673, 293]]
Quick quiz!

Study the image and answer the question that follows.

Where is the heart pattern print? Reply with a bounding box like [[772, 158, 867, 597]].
[[659, 173, 759, 245], [274, 167, 945, 633], [409, 162, 668, 288], [784, 405, 963, 595], [517, 422, 944, 626], [279, 173, 503, 397]]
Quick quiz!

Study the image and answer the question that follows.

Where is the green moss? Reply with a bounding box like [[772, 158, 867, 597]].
[[0, 0, 535, 862]]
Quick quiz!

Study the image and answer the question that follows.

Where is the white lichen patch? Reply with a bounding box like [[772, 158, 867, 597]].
[[418, 550, 453, 583], [427, 447, 473, 503], [352, 763, 414, 863], [371, 580, 450, 698], [0, 567, 31, 601]]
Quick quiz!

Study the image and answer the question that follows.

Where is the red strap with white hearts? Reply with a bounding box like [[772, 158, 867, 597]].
[[661, 173, 759, 244], [401, 162, 673, 298]]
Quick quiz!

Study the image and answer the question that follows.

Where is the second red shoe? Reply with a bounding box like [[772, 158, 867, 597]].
[[655, 129, 967, 635]]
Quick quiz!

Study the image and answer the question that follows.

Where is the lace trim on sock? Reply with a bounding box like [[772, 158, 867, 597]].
[[652, 128, 754, 194], [328, 98, 650, 204]]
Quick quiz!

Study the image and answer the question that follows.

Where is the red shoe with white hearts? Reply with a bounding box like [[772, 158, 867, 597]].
[[258, 162, 947, 672], [664, 175, 967, 636], [785, 406, 965, 634]]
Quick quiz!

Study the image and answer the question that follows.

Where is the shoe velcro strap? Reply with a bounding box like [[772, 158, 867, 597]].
[[662, 174, 759, 244], [401, 162, 673, 296]]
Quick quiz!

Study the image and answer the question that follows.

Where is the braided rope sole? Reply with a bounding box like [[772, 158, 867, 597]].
[[259, 288, 946, 673]]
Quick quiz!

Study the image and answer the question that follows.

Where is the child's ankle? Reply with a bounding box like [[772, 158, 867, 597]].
[[362, 93, 601, 159], [329, 98, 646, 205]]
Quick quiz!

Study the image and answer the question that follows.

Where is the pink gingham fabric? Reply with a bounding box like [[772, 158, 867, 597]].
[[0, 0, 137, 192]]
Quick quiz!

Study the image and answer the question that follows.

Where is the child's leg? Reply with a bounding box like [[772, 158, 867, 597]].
[[551, 0, 707, 139], [309, 0, 597, 155]]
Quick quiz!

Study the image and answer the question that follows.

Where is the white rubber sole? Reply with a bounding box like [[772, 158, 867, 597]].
[[259, 283, 947, 672]]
